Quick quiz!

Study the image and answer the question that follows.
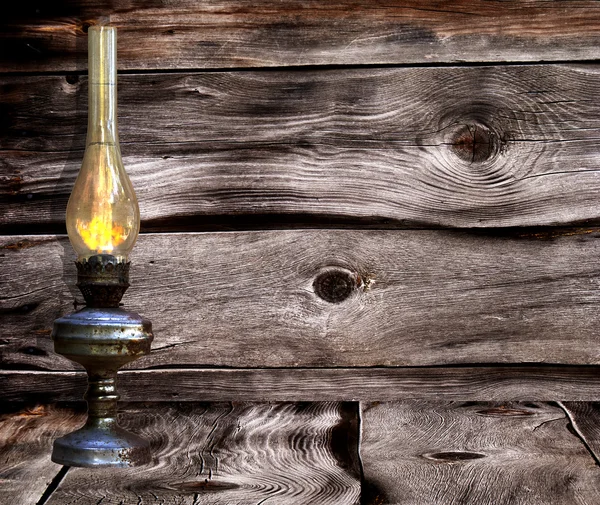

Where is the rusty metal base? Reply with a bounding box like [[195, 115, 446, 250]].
[[52, 422, 151, 467], [52, 304, 153, 468]]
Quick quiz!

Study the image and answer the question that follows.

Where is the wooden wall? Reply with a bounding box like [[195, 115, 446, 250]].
[[2, 1, 600, 503]]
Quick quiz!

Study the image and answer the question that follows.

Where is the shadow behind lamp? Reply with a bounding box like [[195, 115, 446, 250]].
[[51, 26, 153, 467]]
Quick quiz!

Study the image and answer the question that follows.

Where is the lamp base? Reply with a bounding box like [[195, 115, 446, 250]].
[[52, 306, 154, 468], [52, 422, 151, 467]]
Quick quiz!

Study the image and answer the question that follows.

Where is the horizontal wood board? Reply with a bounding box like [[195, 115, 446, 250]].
[[0, 402, 360, 505], [3, 65, 600, 230], [360, 401, 600, 504], [3, 231, 600, 370], [4, 368, 600, 403], [3, 1, 600, 72]]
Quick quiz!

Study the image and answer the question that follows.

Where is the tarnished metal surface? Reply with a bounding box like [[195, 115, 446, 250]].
[[76, 254, 131, 308], [52, 421, 151, 468], [52, 256, 154, 467], [53, 307, 152, 364]]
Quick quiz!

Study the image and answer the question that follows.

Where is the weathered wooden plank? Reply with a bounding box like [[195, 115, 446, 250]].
[[3, 65, 600, 230], [360, 401, 600, 505], [0, 404, 83, 505], [3, 367, 600, 403], [2, 231, 600, 370], [3, 0, 600, 72], [35, 402, 359, 505], [560, 402, 600, 464]]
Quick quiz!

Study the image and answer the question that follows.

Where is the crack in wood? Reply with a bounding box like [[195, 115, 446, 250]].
[[34, 465, 69, 505], [556, 401, 600, 468], [356, 402, 367, 505], [531, 415, 564, 432]]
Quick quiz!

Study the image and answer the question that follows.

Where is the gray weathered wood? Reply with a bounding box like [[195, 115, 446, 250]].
[[360, 401, 600, 504], [560, 402, 600, 464], [39, 402, 360, 505], [3, 231, 600, 370], [0, 404, 83, 505], [2, 0, 600, 72], [3, 65, 600, 230], [3, 367, 600, 403]]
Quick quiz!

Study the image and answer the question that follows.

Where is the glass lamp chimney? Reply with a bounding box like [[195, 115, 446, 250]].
[[66, 26, 139, 262]]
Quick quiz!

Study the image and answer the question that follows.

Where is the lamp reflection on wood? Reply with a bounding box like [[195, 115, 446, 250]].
[[51, 25, 153, 468]]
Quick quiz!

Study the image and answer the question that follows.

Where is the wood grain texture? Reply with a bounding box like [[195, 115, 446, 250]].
[[360, 401, 600, 505], [2, 0, 600, 72], [3, 65, 600, 230], [3, 367, 600, 403], [0, 404, 83, 505], [560, 402, 600, 464], [3, 230, 600, 370], [41, 402, 360, 505]]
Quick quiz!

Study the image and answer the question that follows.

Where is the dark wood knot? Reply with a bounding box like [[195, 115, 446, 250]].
[[79, 21, 92, 34], [476, 406, 536, 417], [65, 74, 79, 85], [451, 124, 497, 163], [19, 346, 47, 356], [313, 269, 355, 303], [423, 451, 486, 462]]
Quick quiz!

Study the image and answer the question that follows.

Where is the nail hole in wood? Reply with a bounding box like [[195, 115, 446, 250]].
[[313, 269, 355, 303]]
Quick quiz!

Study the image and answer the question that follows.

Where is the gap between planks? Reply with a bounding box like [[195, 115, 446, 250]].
[[35, 466, 69, 505], [4, 58, 600, 79]]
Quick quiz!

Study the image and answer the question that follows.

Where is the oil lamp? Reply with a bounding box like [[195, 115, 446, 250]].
[[51, 25, 153, 467]]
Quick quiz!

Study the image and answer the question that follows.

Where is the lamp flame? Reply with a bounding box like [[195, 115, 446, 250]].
[[76, 216, 127, 254]]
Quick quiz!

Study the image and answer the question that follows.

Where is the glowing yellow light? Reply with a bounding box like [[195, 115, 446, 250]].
[[76, 216, 128, 254]]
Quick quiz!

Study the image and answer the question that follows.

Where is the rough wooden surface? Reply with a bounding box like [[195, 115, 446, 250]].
[[40, 402, 359, 505], [560, 402, 600, 464], [3, 367, 600, 403], [3, 231, 600, 370], [3, 0, 600, 72], [3, 65, 600, 231], [4, 401, 600, 504], [0, 404, 83, 505], [360, 401, 600, 505]]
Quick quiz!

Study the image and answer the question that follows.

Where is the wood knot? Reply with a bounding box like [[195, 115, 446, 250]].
[[79, 21, 92, 34], [476, 406, 536, 417], [19, 346, 47, 356], [423, 451, 486, 462], [451, 124, 497, 163], [313, 269, 355, 303]]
